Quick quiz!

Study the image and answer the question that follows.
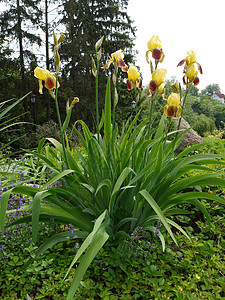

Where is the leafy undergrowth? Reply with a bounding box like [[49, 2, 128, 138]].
[[1, 137, 225, 299], [0, 204, 225, 300]]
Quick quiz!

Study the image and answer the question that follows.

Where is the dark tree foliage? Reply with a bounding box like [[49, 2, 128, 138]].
[[57, 0, 136, 129], [0, 0, 137, 133], [0, 0, 43, 77], [0, 0, 43, 118], [0, 40, 20, 99]]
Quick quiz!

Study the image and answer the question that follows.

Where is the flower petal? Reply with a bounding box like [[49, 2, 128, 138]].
[[126, 79, 133, 90], [152, 48, 162, 60], [167, 105, 175, 117], [145, 50, 150, 64], [101, 61, 112, 69], [176, 105, 182, 118], [122, 65, 128, 72], [149, 80, 157, 92], [193, 76, 200, 86], [138, 78, 142, 89], [163, 105, 168, 117], [177, 59, 185, 67], [197, 62, 203, 74], [118, 58, 126, 67], [34, 67, 52, 80], [38, 79, 43, 94], [45, 76, 56, 90]]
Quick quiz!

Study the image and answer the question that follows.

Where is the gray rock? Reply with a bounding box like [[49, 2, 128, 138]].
[[174, 117, 203, 151]]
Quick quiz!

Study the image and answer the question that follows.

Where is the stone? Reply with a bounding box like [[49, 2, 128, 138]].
[[174, 117, 203, 151]]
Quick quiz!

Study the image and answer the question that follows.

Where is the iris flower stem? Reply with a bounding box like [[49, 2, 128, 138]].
[[54, 73, 69, 168], [147, 92, 157, 138], [95, 52, 100, 135], [132, 88, 138, 169], [164, 117, 172, 148], [112, 76, 116, 131], [135, 89, 138, 120], [172, 88, 189, 151]]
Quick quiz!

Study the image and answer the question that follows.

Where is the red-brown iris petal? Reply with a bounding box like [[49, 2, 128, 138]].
[[193, 76, 200, 86], [122, 65, 128, 72], [152, 48, 162, 60], [101, 62, 111, 69], [167, 105, 175, 117], [45, 77, 55, 90], [149, 80, 157, 91], [118, 58, 126, 67], [197, 63, 203, 74], [138, 78, 142, 89], [177, 59, 185, 67], [126, 79, 132, 90], [183, 76, 187, 85]]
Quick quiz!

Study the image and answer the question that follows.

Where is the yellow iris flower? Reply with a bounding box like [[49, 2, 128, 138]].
[[110, 50, 124, 64], [186, 64, 198, 81], [146, 35, 164, 62], [149, 68, 167, 92], [177, 49, 202, 86], [127, 66, 142, 90], [102, 49, 128, 72], [147, 35, 162, 52], [164, 93, 182, 118], [185, 50, 197, 65], [152, 68, 167, 86], [127, 66, 140, 83], [34, 67, 59, 94]]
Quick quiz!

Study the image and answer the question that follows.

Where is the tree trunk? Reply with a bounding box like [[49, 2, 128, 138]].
[[17, 0, 28, 118], [17, 0, 25, 81]]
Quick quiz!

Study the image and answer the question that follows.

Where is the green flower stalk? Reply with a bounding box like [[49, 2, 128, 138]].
[[102, 49, 128, 130], [126, 65, 142, 125], [146, 35, 167, 137], [92, 36, 104, 134], [34, 31, 70, 168]]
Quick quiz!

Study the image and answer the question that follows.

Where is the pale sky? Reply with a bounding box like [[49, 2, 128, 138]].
[[127, 0, 225, 93]]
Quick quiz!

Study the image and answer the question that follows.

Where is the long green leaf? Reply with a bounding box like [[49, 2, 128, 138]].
[[109, 167, 133, 213], [169, 191, 225, 206], [0, 189, 11, 233], [95, 179, 112, 197], [42, 169, 74, 189], [23, 231, 88, 270], [64, 210, 107, 280], [32, 191, 51, 244], [66, 226, 109, 300], [104, 77, 111, 145], [139, 189, 177, 245], [62, 104, 73, 134], [160, 173, 225, 204], [0, 92, 30, 119], [165, 218, 190, 240]]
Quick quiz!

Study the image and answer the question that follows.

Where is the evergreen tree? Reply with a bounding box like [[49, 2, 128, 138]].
[[0, 39, 20, 100], [0, 0, 43, 96], [57, 0, 136, 128]]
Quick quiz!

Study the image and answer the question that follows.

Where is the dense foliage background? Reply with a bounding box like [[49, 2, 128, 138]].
[[0, 1, 224, 151]]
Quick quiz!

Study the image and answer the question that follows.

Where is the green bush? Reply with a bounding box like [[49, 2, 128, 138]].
[[192, 114, 216, 136]]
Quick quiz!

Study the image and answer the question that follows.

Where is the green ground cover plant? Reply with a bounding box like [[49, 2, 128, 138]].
[[1, 204, 225, 299], [1, 33, 225, 299]]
